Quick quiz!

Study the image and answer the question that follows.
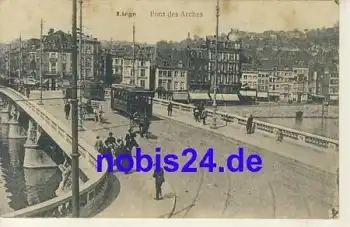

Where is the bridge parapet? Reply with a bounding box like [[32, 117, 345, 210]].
[[0, 87, 109, 218], [153, 98, 339, 152]]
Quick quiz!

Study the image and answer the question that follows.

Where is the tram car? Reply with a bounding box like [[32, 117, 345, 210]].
[[110, 84, 155, 123], [82, 80, 105, 101]]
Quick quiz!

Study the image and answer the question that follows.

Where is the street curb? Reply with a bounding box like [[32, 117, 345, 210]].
[[154, 113, 337, 175]]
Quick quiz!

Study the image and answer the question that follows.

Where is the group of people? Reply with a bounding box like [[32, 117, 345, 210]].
[[93, 104, 103, 123], [94, 130, 139, 173], [193, 102, 208, 125], [94, 130, 165, 199], [131, 111, 151, 138]]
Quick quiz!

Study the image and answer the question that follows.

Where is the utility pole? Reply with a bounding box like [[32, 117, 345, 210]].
[[211, 0, 219, 129], [132, 23, 135, 85], [19, 34, 22, 82], [78, 0, 84, 131], [38, 19, 44, 105], [8, 44, 11, 80], [71, 0, 81, 217]]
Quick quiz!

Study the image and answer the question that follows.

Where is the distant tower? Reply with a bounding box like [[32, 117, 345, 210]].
[[187, 32, 191, 40]]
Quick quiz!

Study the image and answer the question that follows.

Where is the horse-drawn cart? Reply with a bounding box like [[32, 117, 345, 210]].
[[81, 100, 100, 120]]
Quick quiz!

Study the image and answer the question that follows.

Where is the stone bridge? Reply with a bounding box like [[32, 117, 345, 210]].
[[0, 88, 339, 218], [0, 87, 110, 217], [0, 87, 175, 218]]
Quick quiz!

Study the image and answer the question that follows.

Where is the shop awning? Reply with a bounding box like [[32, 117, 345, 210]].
[[310, 94, 325, 98], [269, 92, 280, 97], [257, 92, 268, 98], [329, 95, 339, 100], [221, 94, 240, 101], [189, 93, 210, 100], [173, 92, 188, 101], [239, 90, 257, 97], [209, 94, 224, 101]]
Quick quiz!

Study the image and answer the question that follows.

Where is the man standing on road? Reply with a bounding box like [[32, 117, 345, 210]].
[[167, 102, 173, 116], [153, 167, 165, 200], [64, 101, 71, 120], [246, 114, 254, 134]]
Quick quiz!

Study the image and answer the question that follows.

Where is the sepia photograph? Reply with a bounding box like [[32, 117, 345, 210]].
[[0, 0, 343, 224]]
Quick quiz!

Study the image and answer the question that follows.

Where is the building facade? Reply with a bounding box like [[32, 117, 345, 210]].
[[206, 35, 242, 93], [155, 62, 188, 92], [121, 57, 151, 89]]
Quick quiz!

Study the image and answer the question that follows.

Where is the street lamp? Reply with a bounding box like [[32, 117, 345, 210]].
[[78, 0, 84, 131], [211, 0, 220, 129], [38, 19, 44, 105], [71, 0, 81, 217]]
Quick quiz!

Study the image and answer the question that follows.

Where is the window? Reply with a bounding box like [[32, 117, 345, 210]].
[[174, 71, 178, 77], [158, 79, 162, 87], [140, 80, 145, 88], [180, 71, 185, 77], [140, 61, 144, 67], [167, 71, 172, 77], [167, 80, 171, 90], [140, 69, 146, 77], [180, 82, 185, 90], [61, 63, 66, 72], [85, 58, 92, 67], [49, 52, 57, 58], [174, 81, 179, 90]]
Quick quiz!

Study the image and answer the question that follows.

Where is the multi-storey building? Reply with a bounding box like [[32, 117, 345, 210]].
[[121, 56, 151, 89], [327, 65, 339, 101], [187, 47, 209, 92], [154, 56, 188, 92], [292, 67, 309, 102], [257, 71, 270, 92], [267, 67, 294, 102], [20, 29, 102, 89], [78, 35, 102, 81], [206, 34, 242, 93]]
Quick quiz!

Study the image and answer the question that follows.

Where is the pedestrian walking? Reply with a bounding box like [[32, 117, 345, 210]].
[[246, 114, 253, 134], [140, 115, 150, 138], [94, 136, 104, 153], [201, 110, 207, 125], [26, 88, 30, 98], [64, 102, 71, 120], [167, 102, 173, 116], [153, 167, 165, 200]]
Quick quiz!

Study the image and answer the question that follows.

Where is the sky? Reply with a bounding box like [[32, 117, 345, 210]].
[[0, 0, 339, 44]]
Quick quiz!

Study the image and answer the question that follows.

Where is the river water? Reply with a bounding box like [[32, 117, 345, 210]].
[[214, 104, 339, 140], [0, 123, 62, 215]]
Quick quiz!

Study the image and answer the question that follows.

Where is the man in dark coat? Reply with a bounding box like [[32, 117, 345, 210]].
[[153, 167, 165, 200], [140, 115, 150, 138], [167, 102, 173, 116], [64, 102, 71, 119], [246, 114, 254, 134]]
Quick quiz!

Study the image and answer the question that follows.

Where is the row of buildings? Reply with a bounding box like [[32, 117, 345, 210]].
[[0, 29, 101, 89], [0, 28, 339, 103]]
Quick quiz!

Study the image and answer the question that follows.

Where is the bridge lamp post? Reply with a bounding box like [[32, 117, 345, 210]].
[[38, 19, 44, 105], [78, 0, 84, 131], [71, 0, 81, 217], [211, 0, 219, 129]]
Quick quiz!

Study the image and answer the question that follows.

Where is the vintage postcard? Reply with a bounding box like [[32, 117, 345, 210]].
[[0, 0, 340, 222]]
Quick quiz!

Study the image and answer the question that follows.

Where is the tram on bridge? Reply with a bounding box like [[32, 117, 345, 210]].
[[110, 84, 155, 123], [82, 80, 105, 101]]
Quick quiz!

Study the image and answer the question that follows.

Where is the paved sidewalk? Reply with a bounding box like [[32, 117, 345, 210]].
[[153, 105, 338, 174], [33, 94, 175, 218]]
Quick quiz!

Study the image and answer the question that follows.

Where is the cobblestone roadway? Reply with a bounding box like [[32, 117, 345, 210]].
[[33, 91, 337, 218]]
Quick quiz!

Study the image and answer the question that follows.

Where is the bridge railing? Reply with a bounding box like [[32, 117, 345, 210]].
[[153, 98, 339, 152], [0, 87, 109, 218]]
